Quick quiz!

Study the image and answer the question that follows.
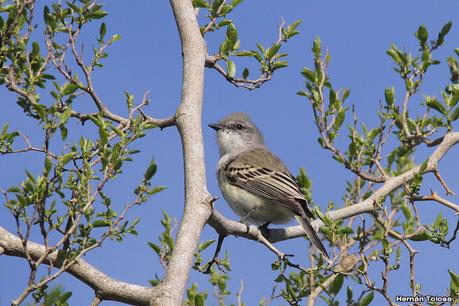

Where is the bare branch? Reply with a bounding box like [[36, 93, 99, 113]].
[[205, 56, 272, 90], [413, 191, 459, 214], [208, 132, 459, 244], [0, 226, 151, 305], [433, 168, 455, 195]]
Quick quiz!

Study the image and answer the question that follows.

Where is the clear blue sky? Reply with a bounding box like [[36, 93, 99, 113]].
[[1, 0, 459, 305]]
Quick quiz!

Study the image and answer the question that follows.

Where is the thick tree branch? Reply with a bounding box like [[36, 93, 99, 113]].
[[0, 226, 152, 305], [150, 0, 212, 305], [208, 132, 459, 244]]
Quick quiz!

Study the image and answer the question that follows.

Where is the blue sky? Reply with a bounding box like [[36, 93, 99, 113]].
[[1, 0, 459, 305]]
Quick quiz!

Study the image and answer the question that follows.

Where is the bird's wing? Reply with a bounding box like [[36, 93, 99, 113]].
[[224, 148, 314, 218]]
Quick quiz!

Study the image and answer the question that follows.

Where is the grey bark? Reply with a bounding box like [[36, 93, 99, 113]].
[[0, 226, 152, 305], [149, 0, 213, 305]]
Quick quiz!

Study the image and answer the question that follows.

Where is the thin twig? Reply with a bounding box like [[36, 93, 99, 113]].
[[433, 168, 455, 195], [413, 191, 459, 214]]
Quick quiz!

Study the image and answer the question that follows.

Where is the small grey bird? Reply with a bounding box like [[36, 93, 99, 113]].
[[209, 112, 330, 261]]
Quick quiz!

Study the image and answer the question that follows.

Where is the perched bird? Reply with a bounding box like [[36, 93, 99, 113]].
[[209, 112, 330, 262]]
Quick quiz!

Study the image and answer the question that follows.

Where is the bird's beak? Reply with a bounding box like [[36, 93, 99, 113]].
[[208, 123, 223, 131]]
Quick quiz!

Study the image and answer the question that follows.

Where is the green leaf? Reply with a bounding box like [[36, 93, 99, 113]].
[[195, 294, 205, 306], [7, 187, 20, 193], [242, 67, 249, 79], [359, 291, 374, 306], [99, 127, 108, 145], [43, 5, 51, 24], [66, 1, 80, 12], [266, 43, 281, 59], [148, 242, 161, 254], [329, 274, 344, 295], [219, 4, 233, 15], [124, 89, 134, 110], [231, 0, 244, 8], [296, 91, 307, 97], [387, 46, 401, 64], [273, 274, 283, 283], [256, 43, 265, 55], [271, 61, 287, 71], [409, 229, 431, 241], [145, 159, 158, 181], [437, 21, 452, 46], [426, 97, 446, 116], [449, 269, 459, 287], [62, 83, 79, 96], [110, 34, 121, 43], [58, 291, 72, 303], [334, 109, 345, 130], [32, 104, 47, 119], [233, 39, 240, 51], [312, 37, 321, 57], [59, 107, 72, 125], [218, 19, 232, 27], [451, 105, 459, 121], [44, 157, 52, 174], [226, 59, 236, 78], [226, 23, 237, 47], [415, 25, 428, 45], [148, 186, 166, 196], [31, 42, 40, 57], [211, 0, 224, 14], [301, 67, 316, 83], [60, 152, 76, 166], [218, 41, 229, 55], [198, 239, 215, 251], [60, 126, 68, 141], [92, 220, 110, 227], [234, 50, 255, 57], [385, 87, 395, 105], [88, 10, 108, 19], [342, 89, 351, 101], [99, 22, 107, 38], [339, 226, 354, 235], [284, 19, 302, 39], [346, 286, 353, 302], [192, 0, 209, 8]]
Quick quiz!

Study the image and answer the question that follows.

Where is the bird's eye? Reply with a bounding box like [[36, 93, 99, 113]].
[[236, 124, 243, 130]]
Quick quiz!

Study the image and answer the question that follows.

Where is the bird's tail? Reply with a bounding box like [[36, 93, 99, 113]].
[[294, 215, 331, 264]]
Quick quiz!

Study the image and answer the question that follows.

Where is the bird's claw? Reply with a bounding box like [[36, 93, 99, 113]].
[[258, 221, 271, 238]]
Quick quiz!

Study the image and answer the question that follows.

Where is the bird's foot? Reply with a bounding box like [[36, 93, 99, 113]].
[[280, 253, 294, 260], [258, 221, 271, 238]]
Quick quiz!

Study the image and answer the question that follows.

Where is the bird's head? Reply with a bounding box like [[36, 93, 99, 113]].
[[209, 112, 264, 156]]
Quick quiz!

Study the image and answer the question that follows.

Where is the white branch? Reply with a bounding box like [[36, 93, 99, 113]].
[[209, 132, 459, 244], [0, 226, 151, 305], [150, 0, 212, 305]]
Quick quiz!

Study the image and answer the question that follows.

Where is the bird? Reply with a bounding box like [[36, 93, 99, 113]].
[[209, 112, 330, 262]]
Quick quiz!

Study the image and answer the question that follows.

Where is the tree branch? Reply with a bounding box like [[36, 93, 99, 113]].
[[0, 226, 152, 305], [149, 0, 213, 305], [208, 132, 459, 244], [413, 191, 459, 214]]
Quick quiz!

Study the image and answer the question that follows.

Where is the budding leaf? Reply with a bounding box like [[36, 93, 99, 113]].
[[144, 159, 158, 181], [226, 59, 236, 78]]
